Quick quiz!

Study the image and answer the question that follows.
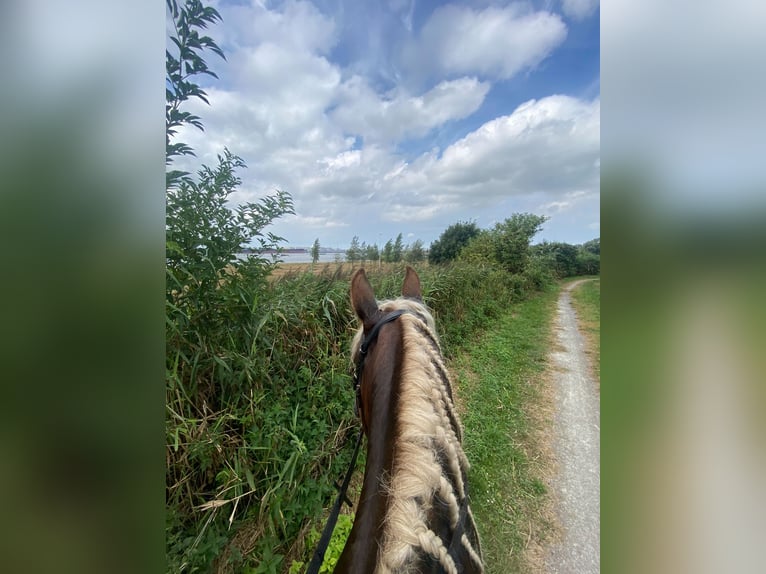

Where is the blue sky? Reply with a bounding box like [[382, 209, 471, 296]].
[[174, 0, 600, 249]]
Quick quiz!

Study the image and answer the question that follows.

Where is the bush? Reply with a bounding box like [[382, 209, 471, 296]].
[[428, 221, 480, 264]]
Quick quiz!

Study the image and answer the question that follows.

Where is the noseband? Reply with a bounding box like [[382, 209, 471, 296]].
[[352, 309, 408, 422]]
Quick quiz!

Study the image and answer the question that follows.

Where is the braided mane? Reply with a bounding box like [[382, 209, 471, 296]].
[[337, 267, 483, 574]]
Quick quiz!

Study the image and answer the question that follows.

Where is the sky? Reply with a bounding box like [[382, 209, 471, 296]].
[[173, 0, 600, 250]]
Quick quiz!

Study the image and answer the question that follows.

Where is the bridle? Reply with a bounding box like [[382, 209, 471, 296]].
[[352, 309, 409, 424]]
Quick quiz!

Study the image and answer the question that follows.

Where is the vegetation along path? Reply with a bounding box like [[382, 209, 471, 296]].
[[544, 279, 600, 574], [452, 288, 560, 573]]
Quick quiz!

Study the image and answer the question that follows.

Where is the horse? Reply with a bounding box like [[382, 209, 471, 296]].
[[334, 266, 483, 574]]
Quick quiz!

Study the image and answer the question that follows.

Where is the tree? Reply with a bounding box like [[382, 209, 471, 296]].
[[346, 236, 361, 263], [382, 239, 394, 263], [576, 238, 600, 275], [166, 0, 225, 187], [428, 221, 480, 264], [582, 237, 600, 255], [166, 0, 293, 298], [166, 152, 293, 293], [457, 230, 494, 263], [311, 238, 320, 264], [392, 233, 404, 262], [532, 241, 579, 278], [576, 250, 600, 275], [492, 214, 547, 274], [405, 239, 425, 263], [365, 243, 380, 264]]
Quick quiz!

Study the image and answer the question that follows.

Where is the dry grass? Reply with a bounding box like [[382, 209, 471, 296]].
[[269, 261, 407, 280], [570, 278, 601, 389]]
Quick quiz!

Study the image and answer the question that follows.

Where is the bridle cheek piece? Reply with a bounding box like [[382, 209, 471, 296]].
[[352, 309, 408, 423]]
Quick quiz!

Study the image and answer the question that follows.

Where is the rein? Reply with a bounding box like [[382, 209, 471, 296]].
[[305, 428, 363, 574], [306, 309, 408, 574]]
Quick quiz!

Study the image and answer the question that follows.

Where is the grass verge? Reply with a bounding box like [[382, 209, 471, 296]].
[[569, 278, 600, 386], [451, 287, 560, 573]]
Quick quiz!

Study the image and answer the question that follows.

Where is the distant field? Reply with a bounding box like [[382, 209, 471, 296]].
[[270, 261, 347, 278], [270, 261, 413, 279]]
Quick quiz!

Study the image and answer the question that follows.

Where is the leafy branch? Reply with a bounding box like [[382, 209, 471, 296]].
[[166, 0, 226, 187]]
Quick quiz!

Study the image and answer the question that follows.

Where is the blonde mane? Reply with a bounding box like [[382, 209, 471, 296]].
[[351, 297, 483, 574]]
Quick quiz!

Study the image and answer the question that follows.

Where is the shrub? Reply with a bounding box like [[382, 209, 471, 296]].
[[428, 221, 481, 264]]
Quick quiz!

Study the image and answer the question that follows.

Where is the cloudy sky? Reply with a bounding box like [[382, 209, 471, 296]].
[[173, 0, 600, 249]]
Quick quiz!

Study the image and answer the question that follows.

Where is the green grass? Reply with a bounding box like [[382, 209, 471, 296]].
[[452, 287, 560, 573], [570, 278, 601, 383]]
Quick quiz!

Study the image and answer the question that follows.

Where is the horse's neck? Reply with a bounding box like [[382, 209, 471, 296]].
[[335, 330, 403, 573]]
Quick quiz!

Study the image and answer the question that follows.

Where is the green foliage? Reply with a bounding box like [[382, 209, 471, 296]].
[[491, 213, 547, 274], [294, 513, 355, 574], [576, 249, 600, 275], [458, 219, 600, 280], [575, 238, 600, 275], [311, 238, 320, 264], [392, 233, 404, 263], [457, 230, 494, 264], [166, 0, 226, 186], [166, 151, 294, 295], [524, 254, 558, 291], [365, 243, 380, 263], [345, 236, 361, 263], [456, 215, 561, 289], [428, 220, 480, 264], [582, 237, 600, 255], [405, 239, 425, 263], [532, 241, 580, 278], [381, 239, 394, 263], [530, 238, 601, 278], [246, 546, 284, 574], [166, 273, 360, 573]]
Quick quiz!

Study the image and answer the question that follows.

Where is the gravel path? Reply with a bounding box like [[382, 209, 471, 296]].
[[544, 280, 600, 574]]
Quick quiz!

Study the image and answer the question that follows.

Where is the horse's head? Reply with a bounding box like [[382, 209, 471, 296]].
[[340, 266, 484, 573], [350, 265, 422, 330], [349, 266, 423, 433]]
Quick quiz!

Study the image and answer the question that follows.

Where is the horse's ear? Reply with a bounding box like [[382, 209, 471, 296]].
[[401, 266, 422, 300], [351, 268, 380, 329]]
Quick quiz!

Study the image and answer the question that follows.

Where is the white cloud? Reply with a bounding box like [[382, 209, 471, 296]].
[[220, 0, 337, 54], [561, 0, 599, 21], [310, 95, 600, 224], [415, 95, 599, 198], [406, 4, 567, 80], [168, 1, 599, 246], [539, 190, 594, 214], [331, 76, 490, 143]]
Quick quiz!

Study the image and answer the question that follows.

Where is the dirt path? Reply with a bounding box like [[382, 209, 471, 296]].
[[544, 280, 600, 574]]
